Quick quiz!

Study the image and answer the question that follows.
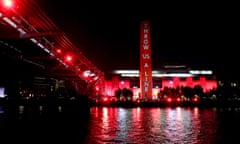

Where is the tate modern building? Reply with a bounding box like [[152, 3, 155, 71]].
[[103, 21, 217, 100]]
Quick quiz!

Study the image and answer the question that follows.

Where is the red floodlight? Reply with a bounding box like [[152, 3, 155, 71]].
[[1, 0, 19, 16], [2, 0, 14, 8], [167, 97, 172, 102], [176, 97, 181, 102], [193, 97, 198, 102], [65, 55, 72, 62], [103, 97, 108, 102], [64, 54, 74, 63], [95, 87, 99, 91], [56, 48, 62, 54]]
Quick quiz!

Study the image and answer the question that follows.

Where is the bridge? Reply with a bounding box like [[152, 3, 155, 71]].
[[0, 0, 105, 104]]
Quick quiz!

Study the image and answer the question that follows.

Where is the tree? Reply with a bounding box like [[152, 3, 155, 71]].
[[122, 88, 133, 101], [193, 85, 204, 98], [115, 88, 122, 100], [115, 88, 133, 101]]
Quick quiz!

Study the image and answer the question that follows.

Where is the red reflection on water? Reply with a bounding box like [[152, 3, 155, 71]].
[[132, 107, 141, 126], [88, 107, 220, 143], [150, 108, 161, 134]]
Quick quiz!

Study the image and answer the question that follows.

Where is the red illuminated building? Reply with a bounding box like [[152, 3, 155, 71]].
[[103, 66, 217, 101], [101, 20, 217, 101]]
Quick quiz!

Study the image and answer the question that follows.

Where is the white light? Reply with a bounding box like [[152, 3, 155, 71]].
[[49, 52, 54, 56], [89, 73, 96, 77], [36, 43, 51, 54], [17, 28, 26, 34], [164, 65, 186, 68], [114, 70, 139, 74], [152, 70, 160, 74], [201, 70, 212, 74], [3, 17, 17, 28], [121, 74, 139, 77], [154, 73, 193, 77], [37, 43, 44, 48], [43, 48, 50, 53], [189, 70, 212, 75], [121, 73, 193, 77], [0, 87, 6, 98], [116, 70, 213, 77], [3, 0, 13, 8], [30, 38, 38, 43], [84, 70, 91, 77]]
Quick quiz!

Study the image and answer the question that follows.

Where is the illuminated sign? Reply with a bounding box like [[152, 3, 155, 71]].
[[140, 21, 152, 99]]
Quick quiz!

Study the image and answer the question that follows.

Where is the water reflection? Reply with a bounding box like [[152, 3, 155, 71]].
[[2, 106, 240, 143], [87, 107, 224, 144]]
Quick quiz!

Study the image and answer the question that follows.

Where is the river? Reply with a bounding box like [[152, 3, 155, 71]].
[[0, 106, 240, 144]]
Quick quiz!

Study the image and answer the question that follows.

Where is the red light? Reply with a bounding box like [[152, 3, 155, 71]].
[[56, 48, 62, 54], [193, 97, 198, 102], [167, 97, 172, 102], [103, 97, 108, 102], [3, 0, 13, 8], [66, 56, 72, 61], [176, 97, 181, 102], [95, 87, 99, 91], [64, 54, 73, 63]]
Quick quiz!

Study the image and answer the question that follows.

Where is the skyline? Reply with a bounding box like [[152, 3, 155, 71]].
[[36, 1, 239, 80]]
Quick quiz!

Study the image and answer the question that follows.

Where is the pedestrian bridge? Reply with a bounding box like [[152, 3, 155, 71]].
[[0, 0, 105, 100]]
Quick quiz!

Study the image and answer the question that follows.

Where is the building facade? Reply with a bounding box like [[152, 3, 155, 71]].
[[103, 66, 217, 101], [102, 20, 217, 101]]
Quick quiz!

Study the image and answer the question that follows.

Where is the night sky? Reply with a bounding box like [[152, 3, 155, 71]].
[[36, 1, 239, 80]]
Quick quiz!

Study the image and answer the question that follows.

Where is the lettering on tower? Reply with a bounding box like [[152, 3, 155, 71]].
[[140, 21, 153, 99]]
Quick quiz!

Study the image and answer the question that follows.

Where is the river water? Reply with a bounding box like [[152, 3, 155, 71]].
[[0, 106, 240, 144]]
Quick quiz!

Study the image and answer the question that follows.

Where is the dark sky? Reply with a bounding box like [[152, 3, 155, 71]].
[[36, 1, 239, 80]]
